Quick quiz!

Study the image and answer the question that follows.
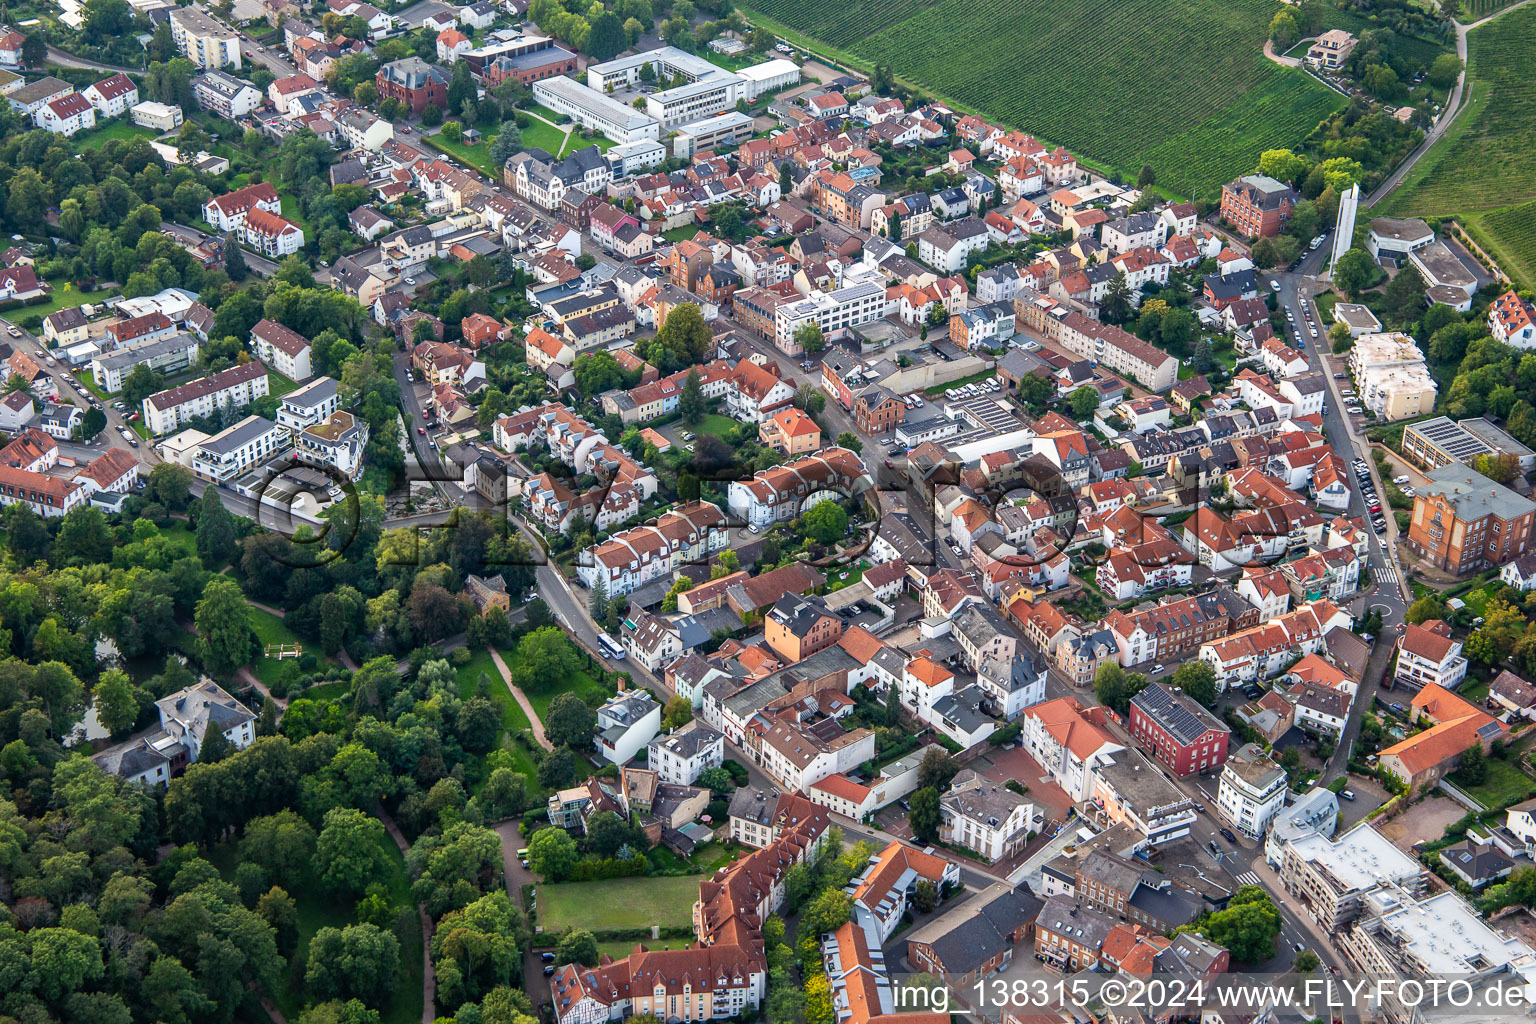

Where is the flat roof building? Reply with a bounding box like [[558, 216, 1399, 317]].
[[532, 75, 660, 143]]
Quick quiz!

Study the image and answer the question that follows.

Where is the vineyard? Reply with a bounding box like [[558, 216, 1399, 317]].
[[1470, 201, 1536, 290], [744, 0, 1346, 197], [1381, 4, 1536, 219]]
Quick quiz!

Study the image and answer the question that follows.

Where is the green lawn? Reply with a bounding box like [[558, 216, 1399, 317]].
[[1460, 582, 1501, 618], [705, 49, 768, 72], [523, 665, 609, 724], [520, 120, 570, 157], [536, 875, 701, 930], [16, 278, 108, 323], [423, 133, 500, 178], [75, 118, 162, 149], [691, 413, 740, 440], [1449, 757, 1536, 811], [268, 368, 302, 400], [247, 607, 331, 688]]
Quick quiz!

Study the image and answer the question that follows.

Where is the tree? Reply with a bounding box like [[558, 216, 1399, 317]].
[[573, 350, 627, 395], [1191, 336, 1217, 375], [1429, 53, 1463, 89], [909, 786, 940, 842], [912, 879, 940, 913], [1293, 950, 1320, 974], [527, 826, 579, 880], [678, 368, 705, 424], [1099, 271, 1134, 324], [1405, 594, 1447, 624], [779, 161, 792, 196], [122, 363, 166, 407], [1137, 164, 1156, 188], [489, 121, 524, 166], [795, 321, 826, 355], [80, 406, 107, 440], [315, 808, 390, 896], [307, 924, 400, 1004], [645, 303, 712, 372], [195, 485, 237, 566], [801, 501, 848, 544], [545, 692, 596, 749], [1171, 661, 1218, 707], [21, 33, 46, 67], [91, 669, 139, 735], [149, 463, 195, 511], [589, 575, 610, 626], [554, 928, 599, 967], [537, 746, 575, 788], [1383, 265, 1426, 327], [1332, 248, 1375, 298], [1268, 8, 1300, 46], [1457, 743, 1488, 785], [917, 747, 959, 791], [194, 577, 254, 675], [1194, 892, 1281, 964], [663, 696, 694, 730], [835, 431, 862, 454], [1257, 149, 1309, 186], [586, 11, 628, 61], [225, 232, 248, 281], [1069, 386, 1099, 419]]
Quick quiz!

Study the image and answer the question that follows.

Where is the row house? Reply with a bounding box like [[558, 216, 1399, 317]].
[[725, 447, 866, 529], [1198, 600, 1352, 690], [575, 501, 730, 597]]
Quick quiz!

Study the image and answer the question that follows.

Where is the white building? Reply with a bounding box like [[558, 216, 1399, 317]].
[[35, 93, 95, 135], [91, 334, 200, 393], [1216, 744, 1287, 838], [143, 361, 269, 435], [646, 720, 724, 786], [191, 415, 289, 483], [131, 100, 183, 131], [295, 410, 367, 480], [277, 376, 339, 432], [774, 279, 885, 348], [242, 208, 305, 257], [940, 768, 1043, 862], [169, 6, 243, 68], [250, 319, 313, 381], [1394, 621, 1468, 692], [593, 690, 661, 765], [532, 75, 661, 143], [82, 73, 139, 117]]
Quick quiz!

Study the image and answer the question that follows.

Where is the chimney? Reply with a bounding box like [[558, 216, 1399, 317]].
[[616, 677, 626, 692]]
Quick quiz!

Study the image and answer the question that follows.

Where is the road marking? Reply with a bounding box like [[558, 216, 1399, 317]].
[[1233, 871, 1262, 887]]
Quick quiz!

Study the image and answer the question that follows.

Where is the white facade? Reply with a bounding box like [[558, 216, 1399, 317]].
[[774, 280, 885, 347], [646, 721, 724, 785], [170, 7, 243, 68], [191, 415, 289, 483], [144, 364, 269, 435], [1216, 750, 1287, 838], [594, 691, 661, 765], [532, 76, 661, 143], [132, 100, 184, 130]]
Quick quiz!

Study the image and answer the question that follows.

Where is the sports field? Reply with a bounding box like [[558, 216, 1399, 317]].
[[743, 0, 1345, 196]]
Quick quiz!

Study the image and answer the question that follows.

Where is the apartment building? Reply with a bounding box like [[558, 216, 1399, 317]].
[[773, 280, 885, 349], [1348, 331, 1438, 421], [193, 70, 261, 118], [170, 7, 243, 68], [1392, 620, 1468, 692], [1216, 744, 1286, 838], [143, 361, 269, 435], [242, 208, 305, 257], [646, 720, 724, 786], [191, 415, 289, 483], [1128, 683, 1231, 776], [1220, 174, 1298, 238], [575, 501, 730, 596], [939, 769, 1042, 861], [92, 334, 200, 393], [276, 376, 339, 432], [203, 181, 281, 232], [764, 593, 842, 664], [1404, 465, 1536, 576], [251, 319, 314, 380], [725, 447, 865, 528], [1277, 822, 1425, 932], [35, 92, 95, 135], [1020, 697, 1124, 802]]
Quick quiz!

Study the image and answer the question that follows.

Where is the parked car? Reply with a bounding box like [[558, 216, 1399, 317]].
[[1340, 790, 1356, 801], [1220, 827, 1239, 843]]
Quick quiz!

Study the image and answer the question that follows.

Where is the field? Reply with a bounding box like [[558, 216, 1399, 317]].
[[536, 875, 701, 931], [1379, 4, 1536, 286], [1448, 756, 1536, 811], [741, 0, 1346, 195]]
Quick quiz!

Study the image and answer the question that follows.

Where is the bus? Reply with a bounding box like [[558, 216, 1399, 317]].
[[598, 633, 626, 660]]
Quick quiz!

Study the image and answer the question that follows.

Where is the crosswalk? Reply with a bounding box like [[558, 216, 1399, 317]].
[[1232, 870, 1262, 887], [1376, 560, 1400, 588]]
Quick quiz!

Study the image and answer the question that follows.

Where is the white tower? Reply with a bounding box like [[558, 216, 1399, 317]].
[[1329, 183, 1360, 275]]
